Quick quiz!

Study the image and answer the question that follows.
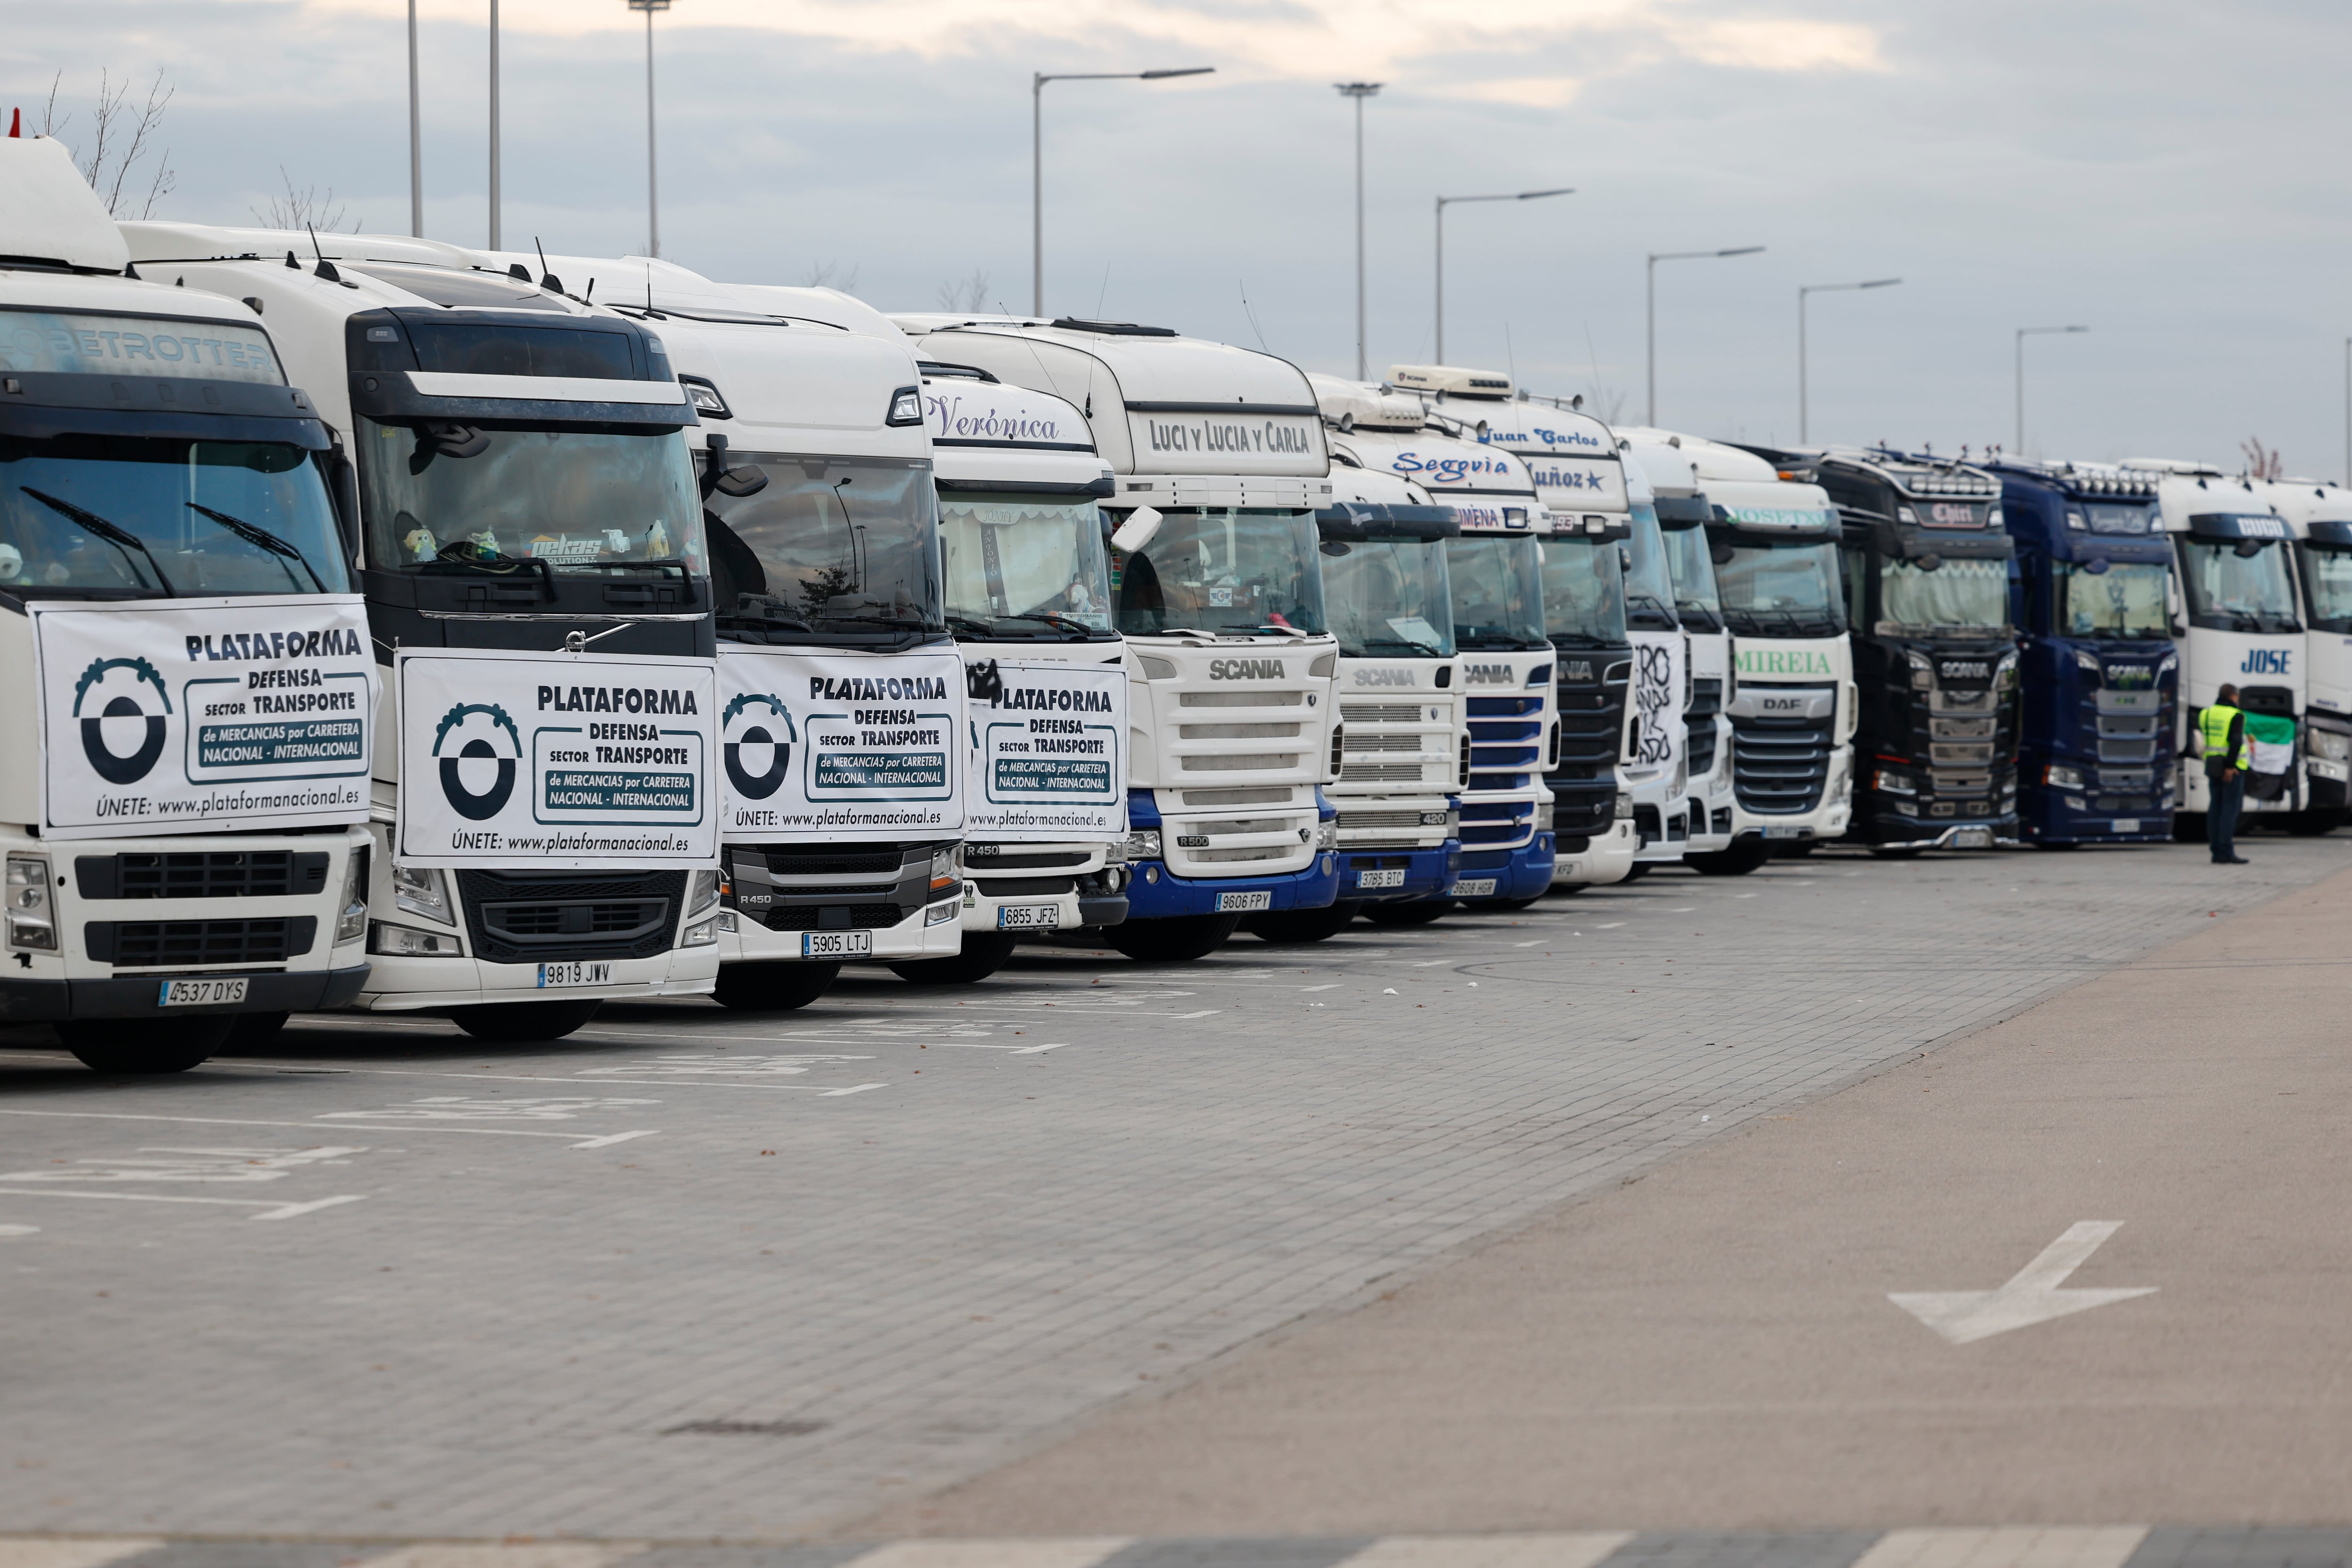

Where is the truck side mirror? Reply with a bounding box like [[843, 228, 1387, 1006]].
[[713, 466, 768, 499], [1112, 506, 1164, 555]]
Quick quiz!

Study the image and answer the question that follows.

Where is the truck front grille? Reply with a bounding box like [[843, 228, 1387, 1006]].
[[762, 903, 907, 932], [75, 850, 332, 901], [1180, 752, 1302, 772], [762, 847, 903, 877], [457, 869, 684, 963], [85, 916, 316, 968], [1460, 799, 1535, 849], [1466, 694, 1544, 793], [1341, 702, 1425, 724], [1730, 716, 1833, 815]]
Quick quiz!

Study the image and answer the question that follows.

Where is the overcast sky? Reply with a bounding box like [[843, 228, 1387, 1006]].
[[10, 0, 2348, 474]]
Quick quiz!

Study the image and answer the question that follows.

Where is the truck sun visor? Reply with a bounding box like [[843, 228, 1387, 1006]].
[[1314, 503, 1460, 542], [2185, 511, 2289, 542]]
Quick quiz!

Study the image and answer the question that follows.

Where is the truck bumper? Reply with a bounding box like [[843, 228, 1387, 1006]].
[[1553, 820, 1638, 887], [1859, 810, 2020, 849], [357, 945, 718, 1010], [723, 899, 961, 964], [1338, 841, 1457, 903], [0, 963, 371, 1023], [1444, 836, 1556, 902], [2017, 788, 2174, 844], [1124, 853, 1342, 920]]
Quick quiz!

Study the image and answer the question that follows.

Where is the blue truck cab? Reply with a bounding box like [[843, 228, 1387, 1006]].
[[1989, 462, 2177, 844]]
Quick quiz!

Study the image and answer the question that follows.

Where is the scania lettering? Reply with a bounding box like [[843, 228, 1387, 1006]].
[[0, 137, 373, 1074], [1660, 434, 1854, 871], [1742, 447, 2018, 853], [2122, 460, 2308, 835], [1988, 461, 2177, 844], [125, 223, 723, 1041], [1295, 376, 1465, 934], [892, 316, 1341, 963], [882, 342, 1132, 978]]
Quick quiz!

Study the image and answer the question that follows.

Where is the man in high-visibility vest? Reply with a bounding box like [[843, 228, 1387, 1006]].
[[2200, 683, 2252, 864]]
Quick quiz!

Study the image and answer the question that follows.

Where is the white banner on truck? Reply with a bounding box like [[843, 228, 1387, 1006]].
[[963, 657, 1128, 842], [32, 593, 375, 841], [717, 647, 966, 843], [395, 647, 718, 868]]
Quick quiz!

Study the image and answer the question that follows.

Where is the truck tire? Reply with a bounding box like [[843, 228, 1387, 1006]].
[[226, 1011, 291, 1048], [59, 1015, 232, 1074], [1621, 863, 1651, 882], [2287, 809, 2347, 837], [1362, 899, 1452, 927], [1243, 902, 1360, 944], [1548, 882, 1590, 896], [1687, 839, 1770, 876], [713, 962, 841, 1011], [1482, 895, 1546, 913], [448, 999, 603, 1042], [891, 934, 1018, 985], [2171, 812, 2204, 844], [1102, 914, 1240, 962]]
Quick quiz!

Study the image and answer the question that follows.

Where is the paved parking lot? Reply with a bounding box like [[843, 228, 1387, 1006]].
[[0, 839, 2344, 1544]]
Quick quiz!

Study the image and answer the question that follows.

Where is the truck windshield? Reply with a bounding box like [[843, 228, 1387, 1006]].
[[2057, 561, 2171, 638], [1879, 556, 2011, 635], [1114, 507, 1324, 637], [359, 419, 703, 576], [1624, 503, 1679, 630], [2177, 539, 2300, 633], [1446, 535, 1547, 651], [708, 454, 945, 642], [1321, 537, 1454, 658], [1715, 540, 1845, 637], [1658, 522, 1722, 626], [939, 493, 1114, 641], [1539, 534, 1627, 647], [2303, 547, 2352, 633], [0, 434, 347, 597]]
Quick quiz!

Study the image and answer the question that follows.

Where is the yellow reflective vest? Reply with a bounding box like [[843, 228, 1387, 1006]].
[[2200, 702, 2250, 772]]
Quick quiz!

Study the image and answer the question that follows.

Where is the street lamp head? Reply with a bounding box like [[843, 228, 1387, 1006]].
[[1335, 81, 1383, 97], [1717, 246, 1765, 257], [1140, 66, 1215, 79], [1861, 277, 1901, 288], [1517, 187, 1574, 200], [626, 0, 671, 11]]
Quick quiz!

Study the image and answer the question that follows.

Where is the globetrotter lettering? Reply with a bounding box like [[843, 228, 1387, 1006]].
[[540, 685, 700, 715], [807, 675, 951, 702], [184, 628, 365, 662], [986, 685, 1116, 712]]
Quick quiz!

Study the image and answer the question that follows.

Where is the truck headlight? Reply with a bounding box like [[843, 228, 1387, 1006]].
[[1907, 652, 1933, 691], [2311, 727, 2352, 763], [1124, 828, 1162, 860], [926, 899, 959, 925], [688, 867, 722, 916], [1613, 793, 1633, 820], [6, 854, 55, 952], [930, 845, 961, 893], [1314, 819, 1338, 851], [2045, 764, 2086, 789], [393, 864, 455, 926], [1995, 652, 2019, 692], [1533, 798, 1555, 830], [1876, 767, 1916, 796], [682, 916, 719, 946], [368, 921, 461, 957], [2074, 648, 2100, 676], [334, 846, 369, 945]]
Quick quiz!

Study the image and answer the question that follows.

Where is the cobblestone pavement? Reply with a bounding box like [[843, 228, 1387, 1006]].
[[0, 841, 2344, 1543]]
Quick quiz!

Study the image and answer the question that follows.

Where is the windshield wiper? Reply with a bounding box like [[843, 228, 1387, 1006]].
[[813, 611, 939, 633], [186, 503, 326, 593], [19, 488, 177, 596], [997, 611, 1098, 640], [1356, 637, 1446, 656], [1249, 623, 1311, 638]]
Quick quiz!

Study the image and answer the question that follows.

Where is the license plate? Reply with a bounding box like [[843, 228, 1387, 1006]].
[[1951, 828, 1994, 849], [996, 904, 1060, 930], [538, 961, 613, 987], [801, 931, 873, 958], [1452, 877, 1498, 898], [1357, 868, 1406, 890], [158, 977, 247, 1007], [1764, 825, 1809, 839], [2112, 818, 2142, 834], [1215, 890, 1272, 913]]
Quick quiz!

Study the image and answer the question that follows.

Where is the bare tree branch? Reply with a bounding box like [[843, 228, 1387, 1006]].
[[251, 166, 356, 233], [935, 268, 991, 312], [42, 69, 179, 218], [802, 260, 859, 293]]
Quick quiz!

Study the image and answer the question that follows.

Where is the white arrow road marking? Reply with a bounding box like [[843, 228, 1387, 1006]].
[[1851, 1526, 2149, 1568], [1891, 1221, 2155, 1345]]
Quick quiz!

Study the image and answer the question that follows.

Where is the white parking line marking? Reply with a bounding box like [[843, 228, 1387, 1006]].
[[569, 1130, 660, 1149], [1171, 1010, 1222, 1019], [1300, 984, 1340, 992], [357, 1544, 643, 1568], [0, 1224, 38, 1238], [937, 1041, 1070, 1055], [841, 1541, 1133, 1568], [1595, 922, 1626, 929], [0, 1186, 366, 1219], [0, 1537, 167, 1568], [1340, 1532, 1634, 1568], [0, 1108, 644, 1145], [1850, 1528, 2149, 1568], [1512, 941, 1544, 947]]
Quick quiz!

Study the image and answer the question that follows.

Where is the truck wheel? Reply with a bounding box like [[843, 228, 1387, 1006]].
[[1482, 895, 1546, 913], [1548, 882, 1590, 896], [891, 934, 1018, 985], [1869, 845, 1923, 860], [1102, 914, 1240, 962], [2171, 812, 2204, 844], [448, 999, 603, 1042], [1621, 864, 1651, 882], [59, 1016, 232, 1074], [2287, 810, 2347, 837], [1362, 900, 1452, 927], [1243, 902, 1360, 944], [713, 962, 841, 1011], [226, 1011, 291, 1048], [1686, 839, 1770, 876]]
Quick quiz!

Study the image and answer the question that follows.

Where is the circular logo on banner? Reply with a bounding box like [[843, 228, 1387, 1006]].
[[72, 657, 172, 785], [722, 692, 795, 801], [431, 703, 520, 821]]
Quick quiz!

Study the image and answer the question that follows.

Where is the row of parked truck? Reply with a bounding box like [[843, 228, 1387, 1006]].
[[2, 135, 2338, 1073]]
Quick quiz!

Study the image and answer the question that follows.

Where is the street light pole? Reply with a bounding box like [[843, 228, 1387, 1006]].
[[1032, 65, 1213, 317], [487, 0, 500, 251], [2014, 325, 2089, 457], [1335, 82, 1380, 381], [2342, 336, 2349, 487], [627, 0, 671, 258], [1796, 277, 1900, 444], [407, 0, 422, 237], [1433, 185, 1572, 365], [1646, 246, 1764, 427]]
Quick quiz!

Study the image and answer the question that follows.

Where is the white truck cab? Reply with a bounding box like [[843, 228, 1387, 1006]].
[[2255, 477, 2352, 830], [1620, 430, 1736, 858], [887, 316, 1341, 963], [0, 138, 375, 1072]]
